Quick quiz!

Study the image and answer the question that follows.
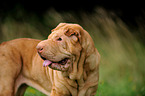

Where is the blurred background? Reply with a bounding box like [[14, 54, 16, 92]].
[[0, 0, 145, 96]]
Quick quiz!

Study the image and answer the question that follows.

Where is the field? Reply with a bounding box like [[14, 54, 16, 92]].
[[0, 8, 145, 96]]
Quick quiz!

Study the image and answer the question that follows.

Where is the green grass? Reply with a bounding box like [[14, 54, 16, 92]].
[[24, 87, 46, 96], [0, 8, 145, 96]]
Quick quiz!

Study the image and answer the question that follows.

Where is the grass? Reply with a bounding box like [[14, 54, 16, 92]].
[[24, 87, 46, 96], [0, 8, 145, 96]]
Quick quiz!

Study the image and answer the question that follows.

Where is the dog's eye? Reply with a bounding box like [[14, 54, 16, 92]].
[[57, 37, 62, 41]]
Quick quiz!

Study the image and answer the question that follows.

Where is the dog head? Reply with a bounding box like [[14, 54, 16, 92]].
[[36, 23, 99, 79]]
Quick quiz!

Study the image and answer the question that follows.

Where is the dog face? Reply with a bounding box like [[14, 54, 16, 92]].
[[36, 23, 82, 72]]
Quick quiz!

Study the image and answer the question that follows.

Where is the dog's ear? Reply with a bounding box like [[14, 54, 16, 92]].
[[65, 27, 82, 43], [64, 28, 78, 37]]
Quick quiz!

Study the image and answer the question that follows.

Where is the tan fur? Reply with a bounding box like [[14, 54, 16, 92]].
[[0, 23, 100, 96]]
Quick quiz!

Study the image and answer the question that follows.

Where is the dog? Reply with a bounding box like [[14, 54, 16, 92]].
[[0, 23, 100, 96]]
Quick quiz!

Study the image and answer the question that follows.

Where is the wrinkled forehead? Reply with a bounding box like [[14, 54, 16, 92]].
[[48, 27, 65, 39], [48, 24, 81, 38], [52, 27, 66, 34], [52, 24, 81, 32]]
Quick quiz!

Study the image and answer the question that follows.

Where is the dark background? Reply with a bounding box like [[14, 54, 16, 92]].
[[0, 0, 145, 26]]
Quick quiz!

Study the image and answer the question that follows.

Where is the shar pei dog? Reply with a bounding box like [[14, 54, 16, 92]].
[[0, 23, 100, 96]]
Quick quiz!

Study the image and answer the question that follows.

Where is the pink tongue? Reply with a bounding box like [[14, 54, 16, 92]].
[[43, 60, 52, 67]]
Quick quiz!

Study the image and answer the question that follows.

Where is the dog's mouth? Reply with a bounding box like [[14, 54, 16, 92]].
[[41, 56, 70, 71]]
